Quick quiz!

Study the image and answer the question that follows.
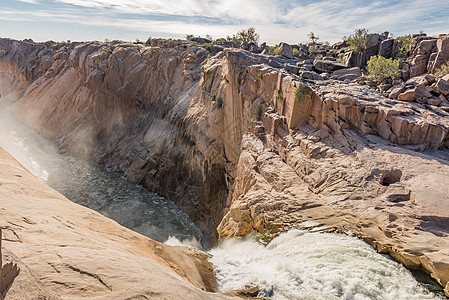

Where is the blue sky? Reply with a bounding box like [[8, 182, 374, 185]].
[[1, 0, 448, 44]]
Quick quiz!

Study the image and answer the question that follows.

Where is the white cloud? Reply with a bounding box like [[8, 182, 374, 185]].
[[16, 0, 39, 3], [2, 0, 448, 44]]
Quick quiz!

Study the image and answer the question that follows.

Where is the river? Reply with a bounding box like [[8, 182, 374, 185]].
[[0, 113, 444, 300]]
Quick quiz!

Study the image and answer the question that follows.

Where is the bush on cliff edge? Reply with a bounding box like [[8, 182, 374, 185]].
[[366, 55, 400, 84]]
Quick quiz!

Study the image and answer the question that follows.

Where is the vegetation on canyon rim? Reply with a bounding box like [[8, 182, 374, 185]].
[[184, 27, 431, 87]]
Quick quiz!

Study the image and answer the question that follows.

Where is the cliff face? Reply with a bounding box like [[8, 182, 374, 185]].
[[1, 38, 449, 295], [0, 38, 229, 244]]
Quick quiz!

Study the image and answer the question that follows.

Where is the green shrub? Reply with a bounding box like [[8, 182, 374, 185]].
[[346, 28, 369, 53], [214, 95, 223, 109], [396, 34, 412, 58], [276, 91, 283, 103], [234, 27, 259, 45], [253, 105, 262, 121], [292, 48, 300, 57], [204, 43, 214, 52], [308, 45, 317, 52], [337, 53, 345, 62], [257, 72, 263, 80], [433, 63, 449, 77], [308, 32, 319, 45], [269, 46, 279, 55], [295, 83, 311, 102], [366, 55, 400, 83]]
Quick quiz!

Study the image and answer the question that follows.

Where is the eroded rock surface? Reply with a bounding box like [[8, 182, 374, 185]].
[[1, 38, 449, 296], [0, 145, 231, 299]]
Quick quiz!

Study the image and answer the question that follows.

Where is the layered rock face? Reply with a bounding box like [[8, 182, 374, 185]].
[[1, 38, 449, 296], [0, 38, 228, 245]]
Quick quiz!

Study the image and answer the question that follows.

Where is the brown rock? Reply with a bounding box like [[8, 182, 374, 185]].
[[435, 78, 449, 96], [398, 89, 415, 101], [424, 73, 436, 84], [333, 67, 362, 81], [313, 59, 347, 72], [389, 85, 405, 99], [379, 38, 394, 58], [427, 97, 442, 106], [277, 42, 293, 59], [409, 39, 437, 77], [414, 86, 432, 102], [428, 35, 449, 72]]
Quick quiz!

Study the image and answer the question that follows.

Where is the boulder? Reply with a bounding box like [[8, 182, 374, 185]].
[[278, 42, 293, 59], [414, 86, 432, 102], [379, 84, 392, 92], [215, 41, 238, 48], [389, 85, 405, 99], [285, 64, 300, 74], [364, 33, 388, 64], [313, 60, 347, 72], [242, 42, 258, 53], [427, 97, 442, 106], [299, 70, 323, 81], [333, 67, 362, 81], [190, 37, 211, 44], [435, 78, 449, 96], [409, 39, 437, 77], [343, 51, 359, 68], [331, 40, 348, 49], [379, 39, 395, 58], [398, 89, 415, 101], [424, 73, 436, 84]]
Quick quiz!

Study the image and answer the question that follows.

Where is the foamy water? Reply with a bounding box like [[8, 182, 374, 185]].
[[210, 230, 444, 299]]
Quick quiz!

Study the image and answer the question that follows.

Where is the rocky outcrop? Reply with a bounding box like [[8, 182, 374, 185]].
[[277, 42, 293, 59], [0, 145, 232, 299], [405, 34, 449, 78], [1, 38, 449, 296], [385, 73, 449, 109]]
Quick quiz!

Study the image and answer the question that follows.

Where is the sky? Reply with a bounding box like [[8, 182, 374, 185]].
[[1, 0, 448, 45]]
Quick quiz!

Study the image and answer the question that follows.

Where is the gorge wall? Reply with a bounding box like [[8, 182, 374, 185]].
[[1, 37, 449, 296]]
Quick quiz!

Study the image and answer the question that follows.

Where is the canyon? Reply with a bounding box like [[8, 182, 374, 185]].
[[0, 36, 449, 298]]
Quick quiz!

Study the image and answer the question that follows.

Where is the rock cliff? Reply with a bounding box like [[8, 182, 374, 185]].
[[1, 37, 449, 296]]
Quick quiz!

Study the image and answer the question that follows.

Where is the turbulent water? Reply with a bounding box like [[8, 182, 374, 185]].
[[210, 230, 444, 299], [0, 113, 445, 300], [0, 114, 205, 248]]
